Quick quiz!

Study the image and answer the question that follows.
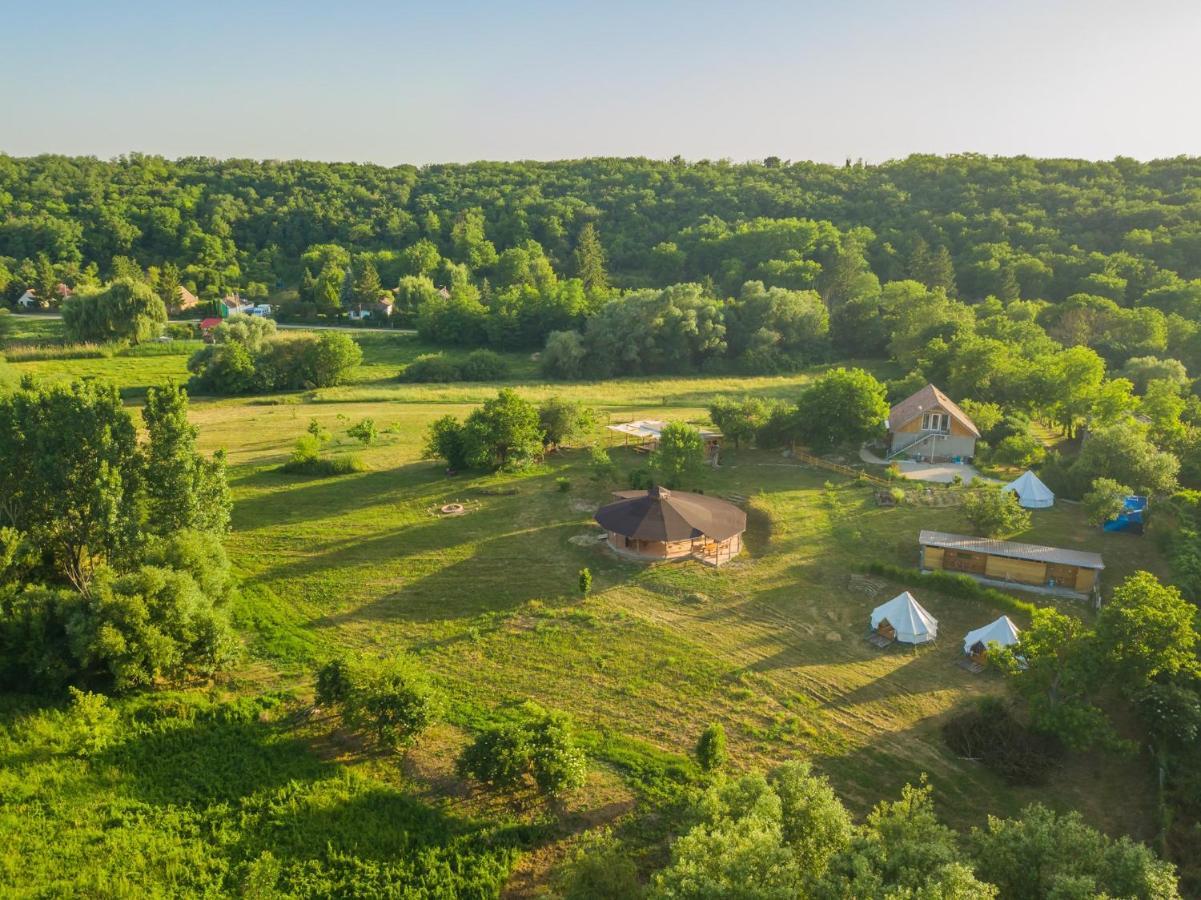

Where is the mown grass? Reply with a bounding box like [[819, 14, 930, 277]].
[[0, 342, 1170, 893]]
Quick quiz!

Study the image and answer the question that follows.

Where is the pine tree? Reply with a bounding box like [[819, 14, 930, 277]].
[[906, 238, 931, 284], [821, 235, 879, 309], [142, 382, 231, 535], [34, 254, 58, 307], [997, 265, 1021, 301], [927, 245, 957, 296], [156, 262, 181, 310], [299, 267, 318, 304], [572, 223, 608, 293], [352, 259, 383, 306]]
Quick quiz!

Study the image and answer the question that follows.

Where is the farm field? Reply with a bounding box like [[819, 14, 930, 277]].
[[0, 330, 1172, 893]]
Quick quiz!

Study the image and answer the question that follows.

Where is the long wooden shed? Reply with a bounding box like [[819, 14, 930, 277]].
[[919, 530, 1103, 598]]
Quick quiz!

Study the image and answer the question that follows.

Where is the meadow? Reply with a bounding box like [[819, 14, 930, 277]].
[[0, 326, 1170, 895]]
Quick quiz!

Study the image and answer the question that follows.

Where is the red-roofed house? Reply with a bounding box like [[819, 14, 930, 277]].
[[199, 317, 223, 342], [886, 384, 979, 462]]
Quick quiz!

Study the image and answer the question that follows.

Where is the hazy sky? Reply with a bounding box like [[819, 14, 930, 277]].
[[4, 0, 1200, 164]]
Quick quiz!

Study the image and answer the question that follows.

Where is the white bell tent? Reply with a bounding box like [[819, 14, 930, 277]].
[[869, 591, 939, 644], [962, 615, 1021, 656], [1002, 470, 1055, 509]]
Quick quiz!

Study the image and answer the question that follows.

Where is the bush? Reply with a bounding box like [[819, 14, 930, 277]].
[[458, 703, 587, 797], [578, 567, 592, 596], [541, 330, 587, 379], [556, 476, 571, 492], [557, 831, 643, 900], [459, 349, 510, 381], [962, 485, 1031, 538], [280, 454, 366, 477], [347, 417, 378, 446], [402, 353, 462, 383], [166, 322, 196, 340], [59, 687, 120, 757], [315, 658, 353, 707], [1083, 477, 1132, 526], [864, 562, 1040, 618], [319, 654, 440, 750], [991, 433, 1046, 468], [942, 697, 1063, 784], [696, 722, 728, 772], [589, 446, 617, 482]]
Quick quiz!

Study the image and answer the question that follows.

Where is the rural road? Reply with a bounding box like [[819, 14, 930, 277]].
[[5, 312, 416, 336]]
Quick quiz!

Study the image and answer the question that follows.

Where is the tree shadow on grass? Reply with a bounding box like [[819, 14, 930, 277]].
[[232, 780, 545, 896], [303, 520, 590, 628], [100, 714, 331, 808]]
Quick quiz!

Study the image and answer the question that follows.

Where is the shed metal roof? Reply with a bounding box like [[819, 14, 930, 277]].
[[919, 530, 1104, 569]]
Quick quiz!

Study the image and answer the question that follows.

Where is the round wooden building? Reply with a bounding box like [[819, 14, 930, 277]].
[[595, 486, 746, 566]]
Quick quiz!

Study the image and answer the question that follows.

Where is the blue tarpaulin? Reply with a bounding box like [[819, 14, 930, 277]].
[[1103, 496, 1147, 533]]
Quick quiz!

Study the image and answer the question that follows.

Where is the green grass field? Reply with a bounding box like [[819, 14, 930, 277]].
[[0, 328, 1169, 894]]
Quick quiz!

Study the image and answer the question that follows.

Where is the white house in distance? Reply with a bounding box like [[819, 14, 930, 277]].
[[1002, 470, 1055, 509], [886, 384, 980, 462], [15, 289, 38, 309], [869, 591, 939, 644]]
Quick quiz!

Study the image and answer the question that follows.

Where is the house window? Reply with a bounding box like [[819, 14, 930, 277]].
[[921, 412, 950, 433]]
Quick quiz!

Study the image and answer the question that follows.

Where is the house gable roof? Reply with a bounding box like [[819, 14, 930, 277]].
[[889, 384, 980, 437]]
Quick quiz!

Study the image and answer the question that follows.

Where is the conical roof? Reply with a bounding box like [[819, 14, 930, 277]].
[[595, 486, 746, 542], [870, 591, 939, 644], [963, 615, 1021, 654], [1002, 470, 1054, 508]]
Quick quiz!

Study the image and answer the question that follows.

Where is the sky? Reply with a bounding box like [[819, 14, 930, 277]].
[[3, 0, 1200, 165]]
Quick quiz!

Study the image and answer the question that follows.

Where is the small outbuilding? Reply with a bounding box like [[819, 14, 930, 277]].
[[869, 591, 938, 644], [1002, 470, 1054, 509], [962, 615, 1021, 663], [919, 530, 1103, 599], [595, 486, 745, 566]]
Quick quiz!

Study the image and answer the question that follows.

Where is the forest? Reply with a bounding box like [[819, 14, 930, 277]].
[[3, 153, 1201, 897]]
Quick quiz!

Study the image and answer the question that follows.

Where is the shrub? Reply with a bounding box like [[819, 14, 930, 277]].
[[991, 433, 1046, 468], [962, 486, 1031, 537], [864, 562, 1040, 618], [650, 422, 704, 488], [347, 417, 378, 446], [589, 446, 617, 482], [402, 353, 461, 383], [541, 330, 587, 379], [556, 476, 571, 492], [1083, 477, 1131, 526], [942, 697, 1063, 784], [695, 722, 728, 772], [280, 454, 366, 477], [320, 654, 440, 751], [557, 831, 643, 900], [458, 723, 532, 791], [423, 415, 469, 470], [458, 703, 587, 797], [315, 658, 354, 707], [459, 349, 510, 381], [166, 322, 196, 340], [628, 467, 654, 490], [59, 687, 120, 757], [578, 567, 592, 596]]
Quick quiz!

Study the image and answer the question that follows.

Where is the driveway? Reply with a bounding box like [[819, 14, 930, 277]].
[[858, 445, 985, 484]]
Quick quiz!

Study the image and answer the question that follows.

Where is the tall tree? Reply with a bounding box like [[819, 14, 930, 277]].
[[141, 382, 232, 536], [156, 262, 182, 310], [572, 222, 608, 293]]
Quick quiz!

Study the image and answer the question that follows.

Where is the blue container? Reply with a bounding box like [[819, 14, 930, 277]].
[[1103, 496, 1147, 534]]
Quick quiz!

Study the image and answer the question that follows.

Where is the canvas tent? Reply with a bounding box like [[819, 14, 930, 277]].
[[962, 615, 1020, 656], [869, 591, 938, 644], [1002, 470, 1054, 509]]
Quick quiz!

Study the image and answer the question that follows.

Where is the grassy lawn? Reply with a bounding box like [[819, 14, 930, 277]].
[[0, 335, 1169, 891]]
